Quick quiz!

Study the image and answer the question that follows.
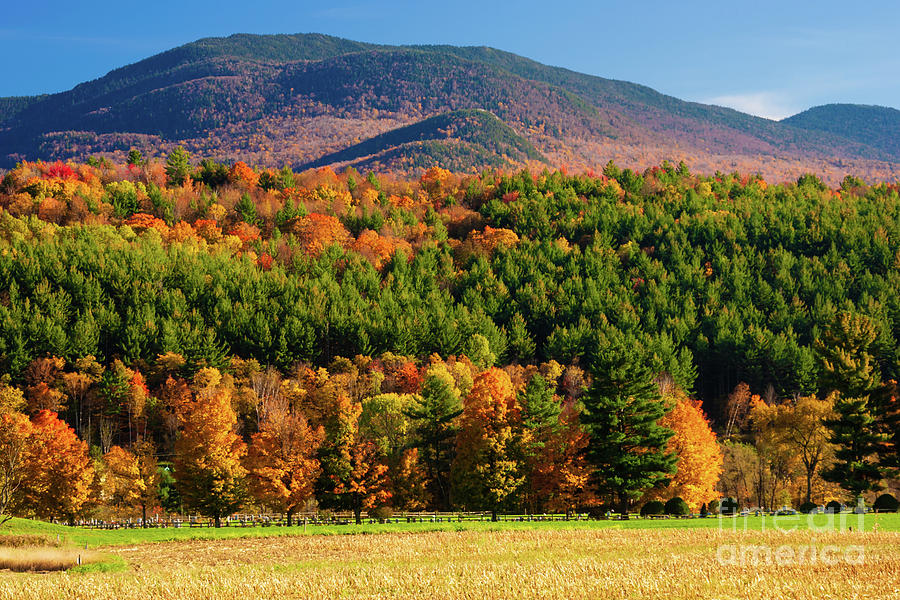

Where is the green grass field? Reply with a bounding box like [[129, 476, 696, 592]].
[[3, 512, 897, 548]]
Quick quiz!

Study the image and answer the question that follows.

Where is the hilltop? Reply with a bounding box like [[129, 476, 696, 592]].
[[1, 33, 899, 182], [782, 103, 900, 158]]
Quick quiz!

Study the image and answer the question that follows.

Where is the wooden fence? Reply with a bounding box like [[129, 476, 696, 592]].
[[73, 511, 598, 530]]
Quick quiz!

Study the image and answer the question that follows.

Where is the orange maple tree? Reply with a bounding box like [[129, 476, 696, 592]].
[[228, 222, 261, 246], [525, 399, 593, 513], [125, 213, 169, 234], [230, 161, 259, 188], [100, 445, 143, 513], [457, 226, 520, 262], [193, 219, 223, 243], [658, 393, 723, 511], [246, 411, 325, 526], [420, 166, 452, 202], [19, 410, 94, 522], [351, 230, 413, 270], [293, 213, 350, 256], [24, 357, 66, 415]]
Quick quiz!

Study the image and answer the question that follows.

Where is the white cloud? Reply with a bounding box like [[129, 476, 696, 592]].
[[703, 92, 799, 121]]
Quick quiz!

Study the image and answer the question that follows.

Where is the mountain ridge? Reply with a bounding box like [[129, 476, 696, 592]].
[[782, 103, 900, 159], [1, 32, 898, 182]]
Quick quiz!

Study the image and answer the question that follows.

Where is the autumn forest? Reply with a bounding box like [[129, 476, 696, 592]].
[[0, 150, 899, 526]]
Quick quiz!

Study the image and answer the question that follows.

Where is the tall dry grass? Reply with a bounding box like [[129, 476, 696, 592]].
[[0, 527, 897, 598], [0, 547, 96, 572]]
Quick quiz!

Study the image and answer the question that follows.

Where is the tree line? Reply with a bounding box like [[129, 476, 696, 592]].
[[0, 153, 898, 522]]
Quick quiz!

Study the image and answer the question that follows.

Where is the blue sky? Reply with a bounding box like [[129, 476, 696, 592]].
[[2, 0, 897, 120]]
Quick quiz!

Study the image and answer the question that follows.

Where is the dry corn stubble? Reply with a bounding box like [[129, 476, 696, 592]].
[[0, 528, 897, 599]]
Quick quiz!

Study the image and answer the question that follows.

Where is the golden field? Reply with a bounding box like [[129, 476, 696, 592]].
[[0, 525, 897, 599]]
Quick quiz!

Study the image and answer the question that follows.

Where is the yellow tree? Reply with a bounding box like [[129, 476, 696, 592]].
[[0, 412, 33, 523], [174, 385, 247, 527], [749, 397, 803, 509], [359, 393, 427, 509], [0, 383, 25, 414], [134, 439, 161, 526], [100, 446, 143, 515], [452, 368, 524, 520], [751, 395, 835, 504], [316, 395, 391, 524], [246, 411, 324, 526]]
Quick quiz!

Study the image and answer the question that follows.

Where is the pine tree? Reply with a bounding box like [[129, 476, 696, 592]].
[[126, 148, 144, 166], [235, 193, 260, 226], [165, 146, 191, 186], [581, 352, 676, 514], [406, 364, 462, 510], [815, 312, 889, 499], [816, 312, 880, 399], [822, 396, 885, 498]]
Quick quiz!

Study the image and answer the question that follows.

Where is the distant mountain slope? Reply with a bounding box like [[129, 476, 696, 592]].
[[304, 109, 547, 171], [1, 32, 899, 181], [0, 95, 46, 123], [782, 104, 900, 158]]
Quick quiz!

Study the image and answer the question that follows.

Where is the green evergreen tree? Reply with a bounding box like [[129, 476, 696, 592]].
[[816, 312, 881, 399], [406, 364, 462, 510], [165, 146, 191, 186], [822, 396, 886, 498], [235, 193, 260, 226], [126, 148, 144, 166], [816, 312, 889, 497], [519, 374, 560, 435], [580, 350, 676, 514]]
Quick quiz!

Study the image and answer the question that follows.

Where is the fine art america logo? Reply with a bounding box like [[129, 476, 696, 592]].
[[716, 500, 867, 567]]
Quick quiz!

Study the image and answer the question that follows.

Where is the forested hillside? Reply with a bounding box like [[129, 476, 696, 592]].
[[0, 155, 898, 522], [3, 157, 899, 403], [783, 104, 900, 158]]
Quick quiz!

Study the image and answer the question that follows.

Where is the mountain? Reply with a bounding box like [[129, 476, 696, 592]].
[[1, 32, 899, 181], [782, 104, 900, 159]]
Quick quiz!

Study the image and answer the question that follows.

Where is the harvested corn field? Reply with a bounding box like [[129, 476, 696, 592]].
[[1, 527, 898, 599]]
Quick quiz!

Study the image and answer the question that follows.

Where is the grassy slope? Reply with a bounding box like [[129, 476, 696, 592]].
[[3, 514, 898, 549]]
